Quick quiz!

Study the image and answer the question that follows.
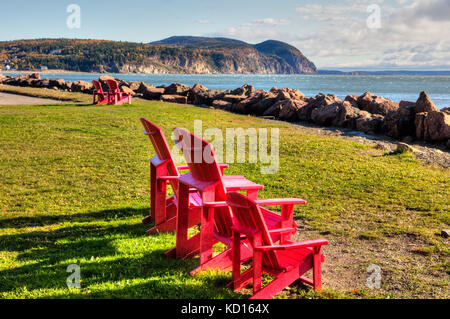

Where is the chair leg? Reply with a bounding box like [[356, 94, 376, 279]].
[[313, 250, 323, 291], [253, 251, 262, 295], [232, 231, 241, 289]]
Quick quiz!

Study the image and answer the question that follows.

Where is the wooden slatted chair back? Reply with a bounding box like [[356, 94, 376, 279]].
[[106, 79, 120, 92], [140, 118, 180, 192], [226, 192, 281, 269], [173, 128, 233, 237], [92, 80, 104, 93]]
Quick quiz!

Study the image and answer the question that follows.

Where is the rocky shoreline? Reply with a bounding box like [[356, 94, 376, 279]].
[[1, 73, 449, 155]]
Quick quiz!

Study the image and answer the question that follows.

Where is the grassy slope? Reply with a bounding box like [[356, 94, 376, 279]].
[[0, 90, 448, 299]]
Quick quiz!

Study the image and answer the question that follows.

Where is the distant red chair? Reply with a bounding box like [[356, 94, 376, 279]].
[[140, 118, 264, 235], [227, 191, 328, 299], [92, 80, 110, 105], [170, 128, 299, 274], [106, 79, 132, 105]]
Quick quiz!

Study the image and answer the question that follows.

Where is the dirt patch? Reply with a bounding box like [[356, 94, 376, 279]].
[[0, 92, 62, 105], [287, 121, 450, 168], [291, 228, 449, 298]]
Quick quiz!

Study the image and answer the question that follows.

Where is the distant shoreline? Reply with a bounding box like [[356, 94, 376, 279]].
[[2, 69, 450, 76], [1, 70, 90, 74]]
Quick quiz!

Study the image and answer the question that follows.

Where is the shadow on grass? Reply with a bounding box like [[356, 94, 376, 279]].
[[0, 207, 149, 229], [0, 207, 241, 298]]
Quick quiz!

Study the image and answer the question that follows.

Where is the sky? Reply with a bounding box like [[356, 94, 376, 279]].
[[0, 0, 449, 70]]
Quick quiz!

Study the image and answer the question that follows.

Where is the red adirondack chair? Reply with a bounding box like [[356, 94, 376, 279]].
[[170, 128, 299, 274], [106, 79, 132, 105], [140, 118, 264, 235], [92, 80, 110, 105], [227, 191, 328, 299]]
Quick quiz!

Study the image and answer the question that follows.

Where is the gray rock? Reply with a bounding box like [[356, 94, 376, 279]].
[[396, 142, 413, 153]]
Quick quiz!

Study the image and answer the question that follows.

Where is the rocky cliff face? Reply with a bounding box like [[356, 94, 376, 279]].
[[151, 37, 317, 74], [0, 37, 317, 74]]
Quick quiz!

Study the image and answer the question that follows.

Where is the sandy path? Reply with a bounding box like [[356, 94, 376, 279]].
[[0, 92, 62, 105]]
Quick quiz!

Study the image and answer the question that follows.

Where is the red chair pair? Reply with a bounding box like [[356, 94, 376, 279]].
[[92, 79, 132, 105], [139, 119, 328, 298]]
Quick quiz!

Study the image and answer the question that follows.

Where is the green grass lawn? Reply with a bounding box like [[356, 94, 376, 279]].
[[0, 89, 449, 299]]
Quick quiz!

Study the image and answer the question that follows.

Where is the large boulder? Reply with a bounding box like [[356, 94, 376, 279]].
[[161, 94, 187, 104], [72, 80, 93, 93], [263, 99, 307, 121], [344, 94, 359, 108], [116, 78, 131, 89], [270, 87, 305, 101], [165, 83, 191, 96], [248, 91, 278, 115], [232, 90, 270, 114], [191, 83, 208, 93], [188, 83, 209, 104], [311, 101, 358, 127], [415, 111, 450, 141], [297, 94, 342, 122], [143, 87, 165, 100], [136, 82, 155, 94], [231, 84, 255, 96], [355, 111, 384, 134], [415, 91, 439, 113], [212, 100, 233, 110], [357, 92, 399, 116], [382, 101, 416, 138], [192, 89, 225, 106], [121, 86, 135, 96], [221, 94, 247, 104], [99, 75, 115, 82], [0, 74, 8, 83], [128, 81, 144, 92], [35, 78, 50, 88], [49, 79, 66, 90]]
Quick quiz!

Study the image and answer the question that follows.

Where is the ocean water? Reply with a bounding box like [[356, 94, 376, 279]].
[[5, 73, 450, 109]]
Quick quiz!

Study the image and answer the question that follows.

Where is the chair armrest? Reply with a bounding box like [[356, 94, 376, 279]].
[[255, 239, 329, 252], [177, 165, 190, 171], [255, 198, 306, 206], [203, 201, 228, 208], [157, 176, 179, 181], [219, 164, 229, 169], [268, 227, 296, 235]]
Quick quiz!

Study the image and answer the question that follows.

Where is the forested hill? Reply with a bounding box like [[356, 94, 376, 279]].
[[0, 38, 317, 74]]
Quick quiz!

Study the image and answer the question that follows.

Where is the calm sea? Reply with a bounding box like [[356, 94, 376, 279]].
[[5, 73, 450, 109]]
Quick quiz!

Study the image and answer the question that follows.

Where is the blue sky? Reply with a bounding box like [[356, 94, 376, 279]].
[[0, 0, 449, 70]]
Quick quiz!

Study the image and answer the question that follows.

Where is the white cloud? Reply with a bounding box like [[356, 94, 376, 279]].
[[208, 0, 450, 69], [196, 19, 212, 24], [211, 18, 290, 41], [292, 0, 450, 69], [242, 18, 291, 27]]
